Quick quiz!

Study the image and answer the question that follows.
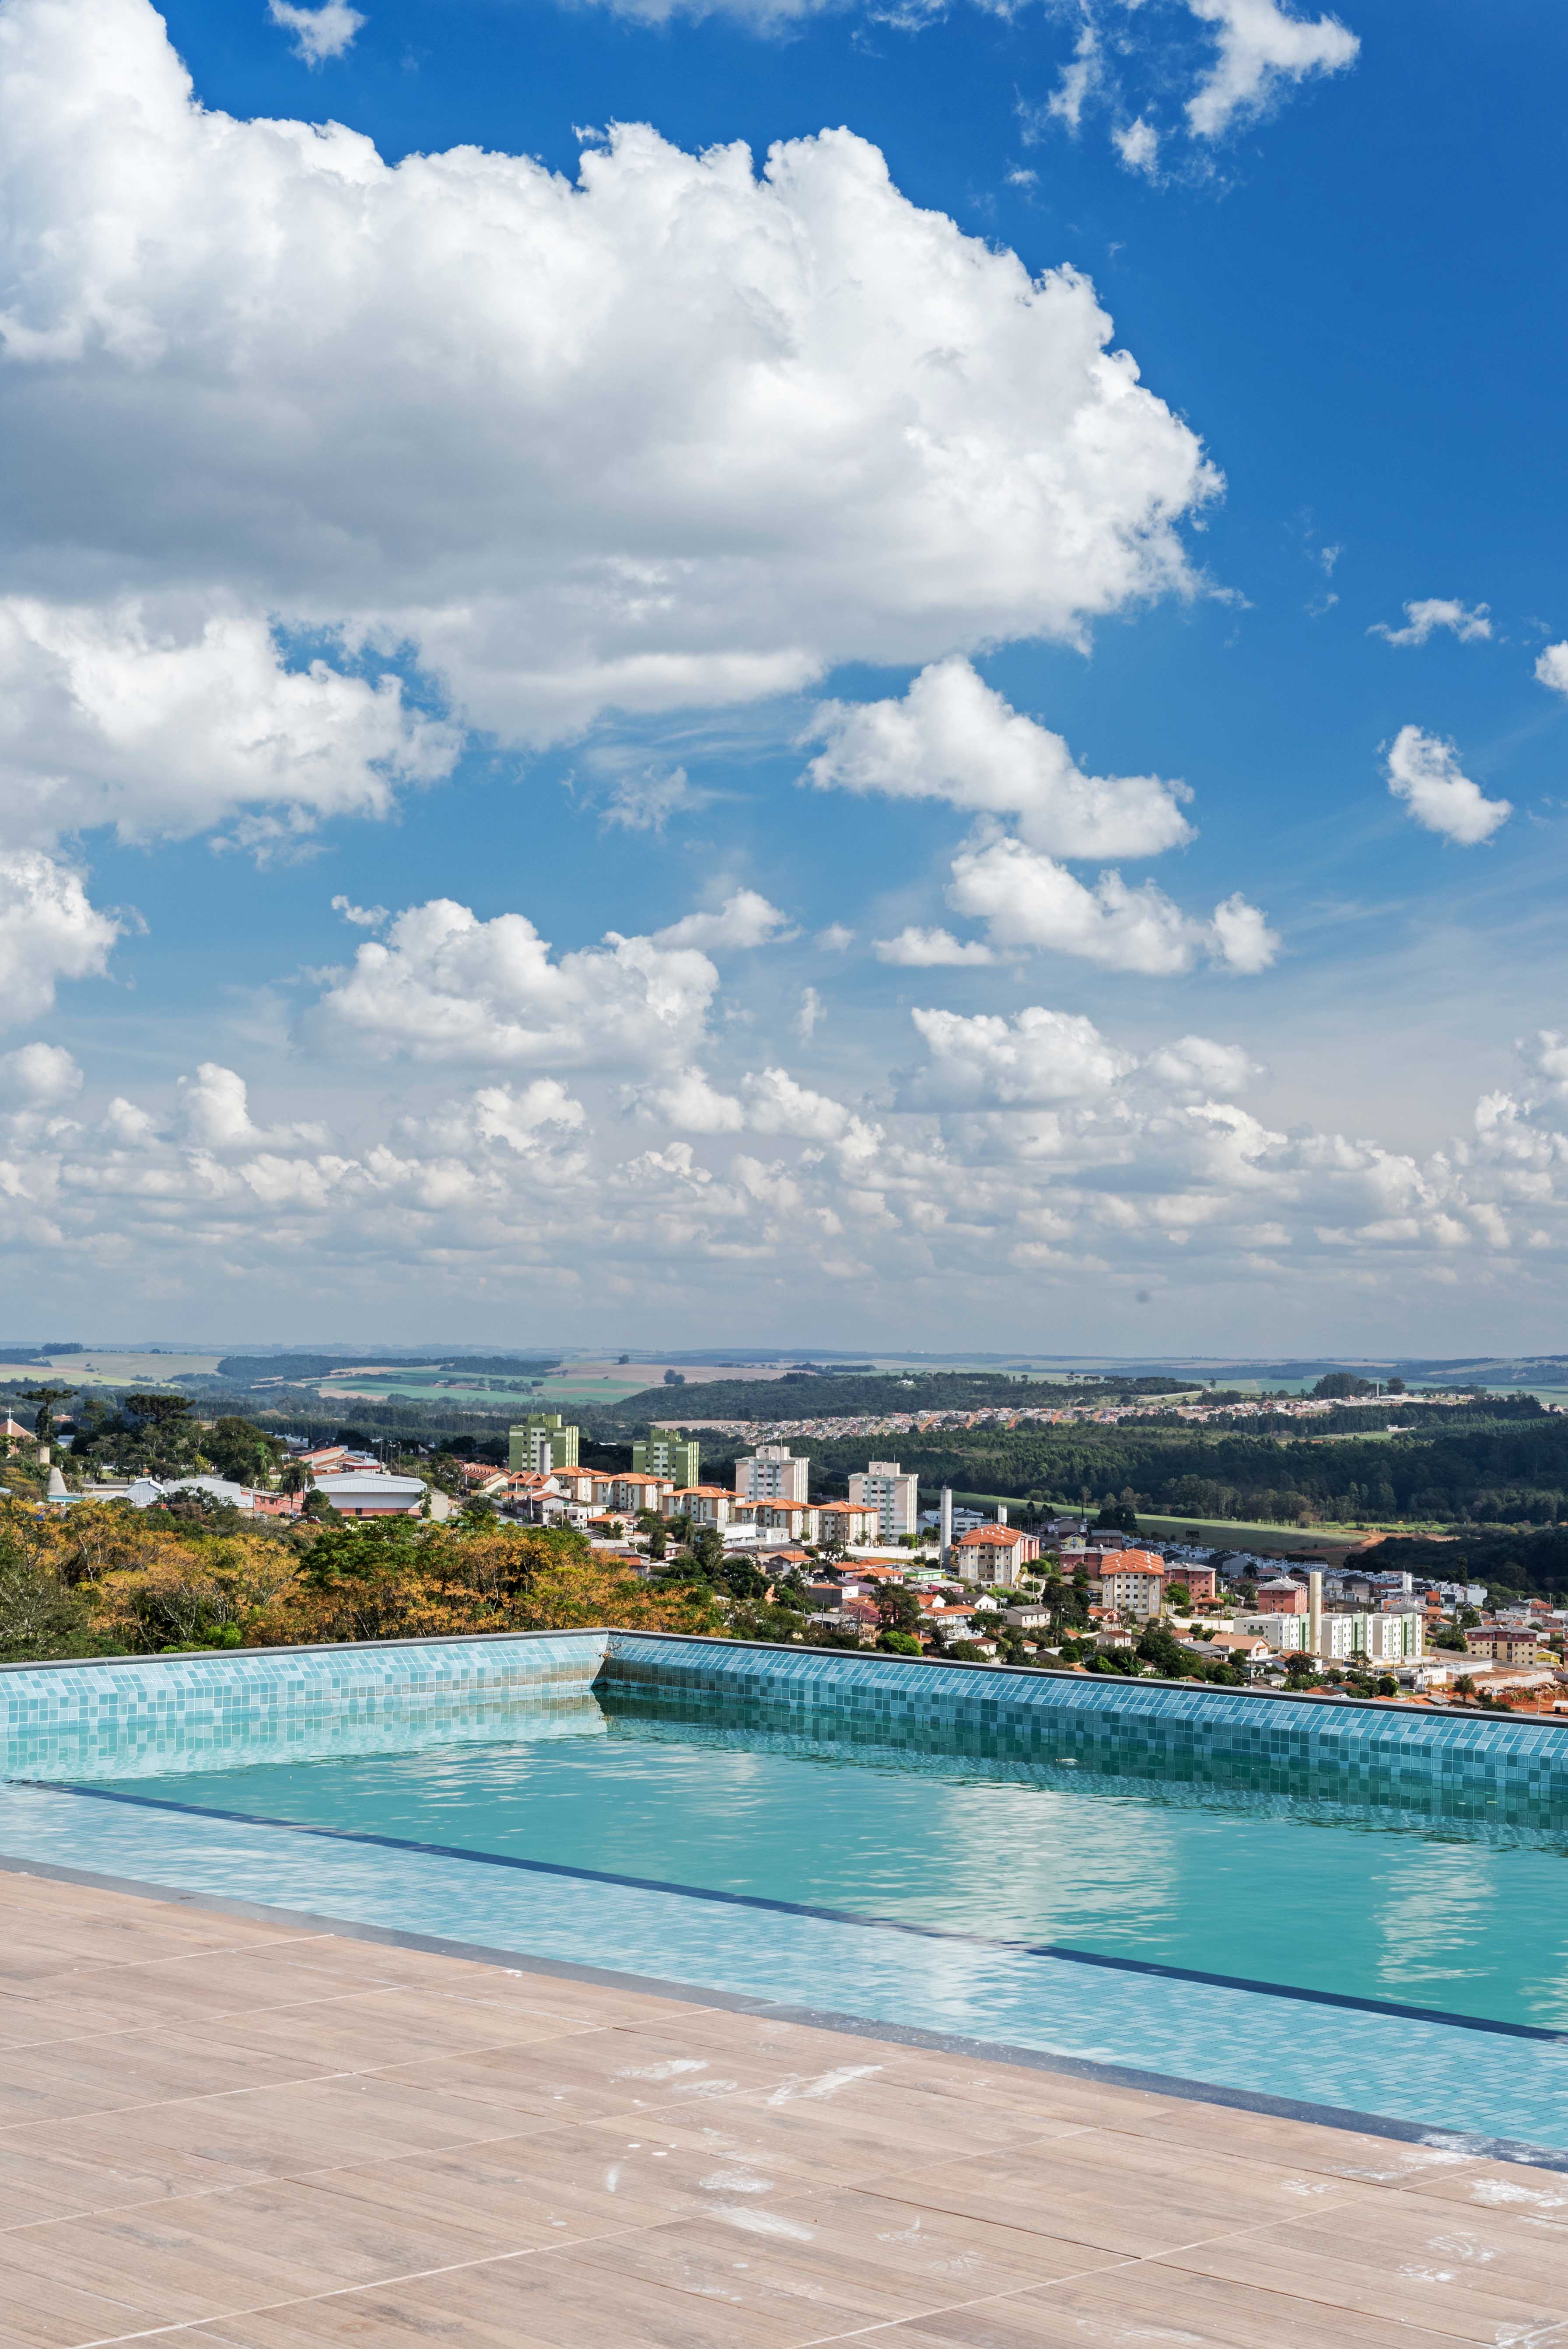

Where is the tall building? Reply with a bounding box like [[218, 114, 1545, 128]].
[[734, 1442, 808, 1503], [633, 1428, 700, 1486], [509, 1413, 580, 1474], [848, 1460, 918, 1541]]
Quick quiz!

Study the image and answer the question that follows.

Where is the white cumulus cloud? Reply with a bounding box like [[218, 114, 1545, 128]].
[[0, 1040, 82, 1108], [946, 835, 1277, 974], [909, 1006, 1134, 1106], [1185, 0, 1359, 137], [315, 898, 726, 1071], [1369, 599, 1493, 648], [266, 0, 364, 63], [875, 927, 998, 968], [1385, 725, 1511, 846], [1113, 118, 1161, 177], [0, 601, 458, 856], [653, 891, 793, 951], [1534, 643, 1568, 697], [0, 0, 1218, 763], [0, 851, 121, 1025], [805, 659, 1194, 859]]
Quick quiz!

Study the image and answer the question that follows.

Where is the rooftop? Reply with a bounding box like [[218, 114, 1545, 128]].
[[3, 1867, 1564, 2349]]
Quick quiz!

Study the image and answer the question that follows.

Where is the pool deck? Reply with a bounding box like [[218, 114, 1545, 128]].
[[2, 1874, 1568, 2349]]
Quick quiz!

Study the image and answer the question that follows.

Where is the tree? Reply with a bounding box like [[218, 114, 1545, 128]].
[[662, 1369, 686, 1386], [876, 1583, 923, 1638], [279, 1459, 314, 1497], [123, 1392, 194, 1430], [878, 1629, 922, 1655], [18, 1383, 77, 1443], [204, 1416, 281, 1488]]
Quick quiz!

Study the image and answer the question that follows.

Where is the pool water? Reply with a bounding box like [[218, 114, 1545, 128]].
[[128, 1691, 1568, 2033]]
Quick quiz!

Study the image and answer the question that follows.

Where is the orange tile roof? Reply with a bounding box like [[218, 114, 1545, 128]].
[[956, 1524, 1023, 1545]]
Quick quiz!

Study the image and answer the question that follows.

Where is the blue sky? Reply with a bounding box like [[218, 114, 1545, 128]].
[[3, 0, 1568, 1351]]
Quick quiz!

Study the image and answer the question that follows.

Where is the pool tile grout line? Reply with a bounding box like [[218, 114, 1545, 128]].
[[19, 1773, 1566, 2046], [5, 1846, 1567, 2176]]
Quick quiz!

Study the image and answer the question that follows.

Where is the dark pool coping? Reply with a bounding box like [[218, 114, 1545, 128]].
[[2, 1844, 1563, 2177], [22, 1774, 1568, 2045], [1, 1622, 1553, 1734]]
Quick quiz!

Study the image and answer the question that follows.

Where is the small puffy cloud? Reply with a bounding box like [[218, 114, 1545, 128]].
[[266, 0, 364, 64], [0, 1041, 82, 1109], [875, 927, 998, 968], [654, 890, 792, 951], [1185, 0, 1360, 138], [946, 835, 1277, 974], [1144, 1033, 1258, 1099], [1534, 643, 1568, 697], [909, 1005, 1134, 1106], [637, 1066, 746, 1133], [1369, 599, 1493, 648], [595, 764, 710, 834], [816, 924, 855, 952], [793, 987, 824, 1042], [315, 898, 723, 1070], [1113, 118, 1161, 177], [806, 659, 1194, 860], [1386, 725, 1511, 846], [0, 851, 121, 1025], [1210, 891, 1280, 975], [331, 896, 388, 930]]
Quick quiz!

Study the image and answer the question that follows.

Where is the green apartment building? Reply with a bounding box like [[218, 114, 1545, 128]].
[[632, 1428, 700, 1486], [509, 1414, 580, 1473]]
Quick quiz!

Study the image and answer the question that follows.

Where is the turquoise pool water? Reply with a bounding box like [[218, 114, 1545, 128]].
[[126, 1691, 1568, 2033]]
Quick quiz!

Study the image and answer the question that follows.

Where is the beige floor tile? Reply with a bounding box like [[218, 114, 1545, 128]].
[[1396, 2156, 1568, 2219], [214, 1985, 603, 2073], [0, 2031, 348, 2130], [1161, 2193, 1568, 2341], [565, 2186, 1121, 2329], [876, 2263, 1472, 2348], [371, 2022, 819, 2125]]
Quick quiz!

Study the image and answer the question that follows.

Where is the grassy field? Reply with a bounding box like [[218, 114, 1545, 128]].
[[0, 1350, 220, 1388]]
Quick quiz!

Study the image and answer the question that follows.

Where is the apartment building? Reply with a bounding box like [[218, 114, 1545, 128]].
[[1240, 1610, 1426, 1662], [847, 1460, 919, 1541], [633, 1428, 700, 1486], [508, 1414, 580, 1473], [734, 1443, 809, 1503], [953, 1523, 1041, 1588], [1090, 1552, 1166, 1618]]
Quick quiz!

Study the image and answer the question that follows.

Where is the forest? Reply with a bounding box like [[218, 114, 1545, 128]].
[[799, 1397, 1568, 1530]]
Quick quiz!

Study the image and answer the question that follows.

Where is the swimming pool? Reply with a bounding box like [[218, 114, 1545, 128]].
[[4, 1632, 1568, 2160]]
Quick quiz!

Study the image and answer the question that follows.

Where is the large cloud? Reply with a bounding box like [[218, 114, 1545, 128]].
[[0, 0, 1217, 769], [805, 659, 1194, 858], [11, 1014, 1567, 1327]]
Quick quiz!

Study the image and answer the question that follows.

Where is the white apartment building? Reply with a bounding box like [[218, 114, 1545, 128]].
[[1236, 1610, 1426, 1662], [848, 1460, 919, 1541], [734, 1443, 809, 1504]]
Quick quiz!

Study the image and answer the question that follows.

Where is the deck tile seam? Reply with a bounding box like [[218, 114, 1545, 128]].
[[781, 2191, 1523, 2347], [0, 2041, 791, 2142], [52, 2208, 786, 2349], [791, 2258, 1151, 2345], [9, 2145, 1376, 2347]]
